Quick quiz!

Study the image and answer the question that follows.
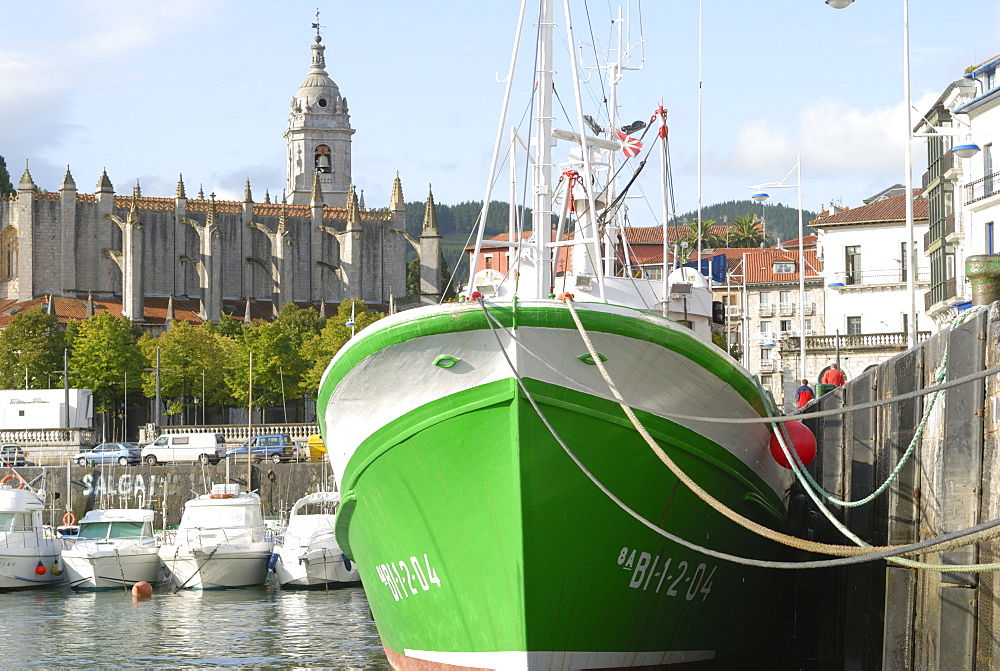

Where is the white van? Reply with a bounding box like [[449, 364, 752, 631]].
[[141, 433, 226, 465]]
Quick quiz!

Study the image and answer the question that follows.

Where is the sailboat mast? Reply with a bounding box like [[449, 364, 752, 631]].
[[533, 0, 555, 297]]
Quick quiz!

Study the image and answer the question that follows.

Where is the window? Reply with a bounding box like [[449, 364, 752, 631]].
[[804, 319, 812, 334], [759, 321, 771, 334], [760, 347, 770, 360], [900, 242, 907, 282], [772, 262, 795, 274], [779, 319, 792, 332], [988, 222, 995, 255], [985, 143, 993, 198], [847, 316, 862, 335], [0, 226, 17, 280], [485, 255, 493, 269], [759, 292, 771, 304], [845, 245, 861, 285], [779, 290, 791, 303]]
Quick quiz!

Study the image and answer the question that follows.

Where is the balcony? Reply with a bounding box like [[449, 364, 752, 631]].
[[830, 268, 912, 287], [778, 302, 794, 316], [757, 304, 774, 317], [965, 171, 1000, 205], [942, 150, 963, 182], [923, 276, 959, 312], [725, 305, 742, 318], [783, 331, 931, 352], [758, 360, 775, 372], [802, 302, 816, 316]]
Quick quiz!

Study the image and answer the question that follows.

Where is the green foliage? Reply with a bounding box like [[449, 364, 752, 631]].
[[69, 313, 144, 414], [225, 304, 328, 409], [728, 215, 764, 248], [711, 330, 727, 351], [139, 322, 234, 416], [0, 307, 66, 389], [406, 253, 458, 301], [679, 219, 721, 254], [0, 155, 13, 198], [207, 313, 244, 338], [404, 200, 523, 240], [676, 200, 818, 247], [301, 300, 384, 395]]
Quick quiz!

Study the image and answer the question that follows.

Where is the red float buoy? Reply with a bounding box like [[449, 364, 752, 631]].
[[34, 561, 46, 576], [769, 420, 817, 469], [132, 581, 153, 599]]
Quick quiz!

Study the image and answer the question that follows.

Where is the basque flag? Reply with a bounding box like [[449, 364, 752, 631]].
[[615, 130, 643, 158]]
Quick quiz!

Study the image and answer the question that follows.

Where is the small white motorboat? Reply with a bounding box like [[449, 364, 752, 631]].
[[273, 491, 359, 589], [159, 484, 273, 589], [0, 471, 66, 590], [61, 508, 160, 589]]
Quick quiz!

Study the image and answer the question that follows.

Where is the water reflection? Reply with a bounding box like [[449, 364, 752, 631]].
[[1, 583, 389, 669]]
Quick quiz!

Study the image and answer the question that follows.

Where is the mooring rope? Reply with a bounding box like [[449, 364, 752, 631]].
[[476, 296, 1000, 569]]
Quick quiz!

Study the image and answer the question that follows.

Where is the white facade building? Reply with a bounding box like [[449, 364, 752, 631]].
[[812, 190, 931, 339]]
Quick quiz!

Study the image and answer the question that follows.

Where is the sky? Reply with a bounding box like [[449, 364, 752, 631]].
[[1, 0, 999, 226]]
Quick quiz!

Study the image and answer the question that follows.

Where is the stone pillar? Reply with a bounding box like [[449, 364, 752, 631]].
[[15, 166, 36, 302], [59, 168, 77, 297], [419, 185, 442, 305]]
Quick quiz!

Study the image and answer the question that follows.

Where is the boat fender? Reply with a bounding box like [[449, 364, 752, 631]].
[[769, 421, 817, 469], [343, 555, 352, 572], [0, 473, 26, 489], [267, 553, 280, 572], [50, 560, 62, 576], [62, 512, 77, 526], [34, 560, 46, 576], [132, 581, 153, 599]]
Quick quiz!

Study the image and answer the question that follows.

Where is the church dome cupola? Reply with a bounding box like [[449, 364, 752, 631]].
[[285, 15, 355, 207], [295, 35, 342, 113]]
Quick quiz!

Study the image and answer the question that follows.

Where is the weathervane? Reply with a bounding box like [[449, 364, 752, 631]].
[[312, 8, 324, 37]]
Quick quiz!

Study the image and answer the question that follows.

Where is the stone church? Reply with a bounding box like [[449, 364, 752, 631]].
[[0, 29, 439, 328]]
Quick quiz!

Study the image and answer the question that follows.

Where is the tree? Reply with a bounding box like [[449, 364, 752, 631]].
[[728, 215, 764, 248], [226, 320, 307, 411], [69, 313, 144, 414], [0, 155, 13, 199], [0, 307, 65, 389], [301, 299, 384, 395], [680, 218, 722, 250], [206, 313, 244, 338], [407, 252, 459, 300], [139, 321, 235, 419]]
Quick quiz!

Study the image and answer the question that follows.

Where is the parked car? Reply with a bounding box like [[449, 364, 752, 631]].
[[73, 443, 141, 467], [0, 445, 27, 467], [226, 434, 296, 464]]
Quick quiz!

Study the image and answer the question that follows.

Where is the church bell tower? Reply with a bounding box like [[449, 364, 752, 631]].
[[285, 22, 354, 207]]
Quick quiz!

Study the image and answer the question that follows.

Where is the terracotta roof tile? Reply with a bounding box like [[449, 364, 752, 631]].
[[742, 249, 822, 285], [811, 190, 927, 227]]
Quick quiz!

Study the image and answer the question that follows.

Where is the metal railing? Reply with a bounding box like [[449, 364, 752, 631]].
[[966, 171, 1000, 205]]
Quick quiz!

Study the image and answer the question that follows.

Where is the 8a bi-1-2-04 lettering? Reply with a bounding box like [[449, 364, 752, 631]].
[[376, 554, 442, 601], [618, 547, 716, 602]]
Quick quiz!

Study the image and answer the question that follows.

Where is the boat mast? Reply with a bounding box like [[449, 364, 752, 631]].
[[533, 0, 555, 297]]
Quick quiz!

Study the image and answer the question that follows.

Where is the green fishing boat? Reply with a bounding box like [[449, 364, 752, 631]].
[[319, 2, 794, 668]]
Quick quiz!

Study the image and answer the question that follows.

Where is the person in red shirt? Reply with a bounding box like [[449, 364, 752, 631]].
[[795, 379, 814, 408], [821, 363, 846, 387]]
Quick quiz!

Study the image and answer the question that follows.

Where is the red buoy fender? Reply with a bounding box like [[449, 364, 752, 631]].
[[769, 421, 817, 469]]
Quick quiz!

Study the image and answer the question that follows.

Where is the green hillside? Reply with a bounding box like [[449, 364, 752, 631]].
[[676, 200, 819, 246], [402, 197, 820, 295]]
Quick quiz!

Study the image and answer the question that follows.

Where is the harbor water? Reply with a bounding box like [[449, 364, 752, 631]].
[[1, 582, 390, 669]]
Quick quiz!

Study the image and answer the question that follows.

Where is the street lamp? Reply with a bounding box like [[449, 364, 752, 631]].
[[749, 155, 807, 382]]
